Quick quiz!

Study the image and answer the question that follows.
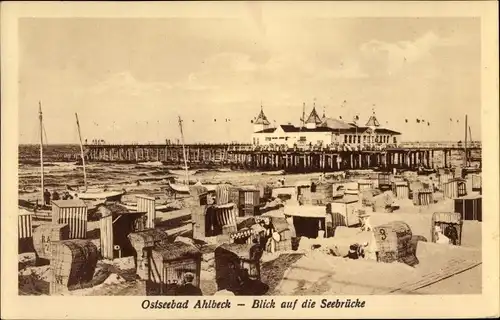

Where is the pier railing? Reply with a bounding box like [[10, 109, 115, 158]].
[[82, 140, 481, 170], [398, 141, 482, 149], [85, 141, 481, 151], [225, 142, 482, 153], [84, 143, 427, 152]]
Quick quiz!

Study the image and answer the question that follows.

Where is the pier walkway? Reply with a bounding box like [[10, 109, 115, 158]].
[[81, 141, 481, 172]]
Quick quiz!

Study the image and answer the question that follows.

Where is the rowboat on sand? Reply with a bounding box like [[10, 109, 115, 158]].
[[417, 167, 436, 175], [261, 170, 285, 176], [71, 190, 125, 202], [122, 202, 170, 211], [137, 161, 164, 167], [168, 169, 199, 176], [167, 182, 217, 194]]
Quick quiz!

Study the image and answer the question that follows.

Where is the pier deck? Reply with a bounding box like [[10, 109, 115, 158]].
[[80, 142, 481, 172]]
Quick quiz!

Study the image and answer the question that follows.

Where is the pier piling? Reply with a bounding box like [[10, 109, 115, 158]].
[[80, 142, 481, 172]]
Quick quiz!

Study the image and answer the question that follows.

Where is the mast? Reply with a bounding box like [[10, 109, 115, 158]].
[[468, 125, 473, 167], [464, 114, 468, 167], [178, 116, 189, 185], [38, 101, 44, 205], [301, 102, 306, 128], [75, 113, 88, 191], [297, 102, 305, 147]]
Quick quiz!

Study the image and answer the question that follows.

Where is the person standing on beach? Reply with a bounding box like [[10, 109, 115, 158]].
[[249, 238, 264, 261], [259, 217, 275, 251], [52, 190, 60, 201], [43, 189, 51, 206], [62, 191, 74, 200]]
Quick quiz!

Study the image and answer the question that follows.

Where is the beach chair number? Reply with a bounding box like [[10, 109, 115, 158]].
[[379, 228, 387, 241], [42, 235, 51, 254]]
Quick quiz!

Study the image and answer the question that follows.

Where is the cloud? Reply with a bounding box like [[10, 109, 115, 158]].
[[245, 1, 266, 36], [360, 31, 443, 75], [89, 71, 173, 96], [203, 52, 258, 73], [89, 70, 220, 98], [179, 73, 218, 91], [262, 53, 370, 81], [175, 52, 258, 93], [321, 59, 369, 79]]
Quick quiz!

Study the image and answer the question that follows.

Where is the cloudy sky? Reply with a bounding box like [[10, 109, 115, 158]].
[[18, 16, 480, 144]]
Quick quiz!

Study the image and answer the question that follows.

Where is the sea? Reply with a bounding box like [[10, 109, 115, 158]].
[[18, 143, 478, 195]]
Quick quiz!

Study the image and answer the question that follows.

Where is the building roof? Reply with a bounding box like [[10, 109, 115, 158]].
[[374, 128, 401, 135], [255, 118, 401, 135], [282, 125, 336, 133], [280, 125, 299, 132], [254, 128, 276, 133], [255, 125, 334, 134], [320, 117, 355, 130], [305, 106, 323, 125], [253, 108, 401, 135], [254, 106, 270, 125], [254, 124, 401, 135], [366, 114, 381, 127], [356, 127, 401, 135]]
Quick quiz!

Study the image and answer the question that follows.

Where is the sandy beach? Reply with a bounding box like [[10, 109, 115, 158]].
[[18, 156, 482, 296]]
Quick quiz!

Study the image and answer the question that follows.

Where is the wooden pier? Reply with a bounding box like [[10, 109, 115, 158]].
[[82, 142, 482, 172]]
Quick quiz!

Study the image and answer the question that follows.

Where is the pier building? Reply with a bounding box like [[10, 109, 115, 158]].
[[71, 105, 481, 172], [251, 105, 401, 148]]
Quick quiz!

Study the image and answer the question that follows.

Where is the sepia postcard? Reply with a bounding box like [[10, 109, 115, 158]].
[[1, 1, 499, 319]]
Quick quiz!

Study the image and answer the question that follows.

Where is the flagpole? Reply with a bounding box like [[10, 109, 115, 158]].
[[135, 122, 138, 144], [448, 119, 453, 142], [464, 114, 468, 167], [421, 119, 424, 143]]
